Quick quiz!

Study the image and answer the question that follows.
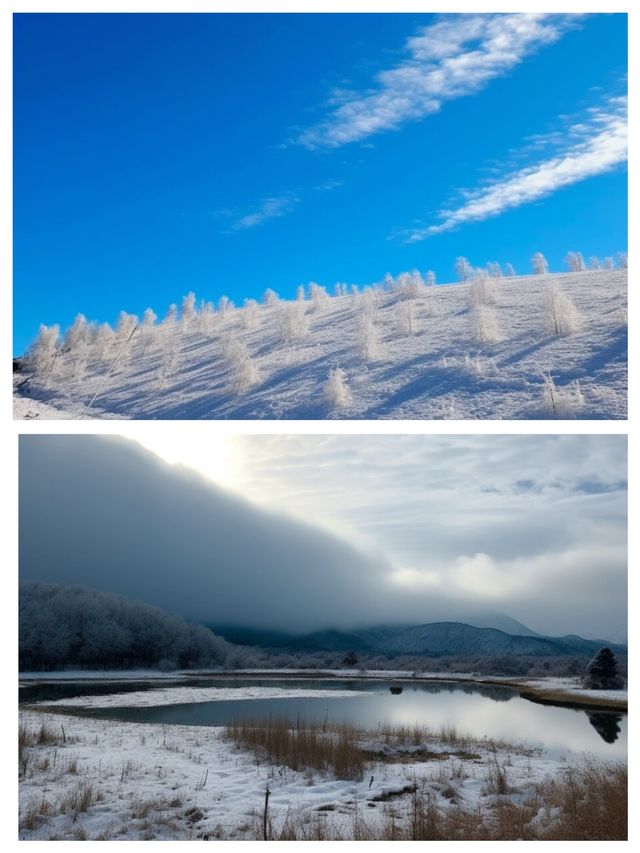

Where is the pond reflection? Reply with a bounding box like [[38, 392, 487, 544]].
[[587, 712, 623, 744], [40, 679, 626, 761]]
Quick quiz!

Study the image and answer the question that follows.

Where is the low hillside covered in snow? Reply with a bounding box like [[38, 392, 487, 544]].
[[14, 268, 627, 420]]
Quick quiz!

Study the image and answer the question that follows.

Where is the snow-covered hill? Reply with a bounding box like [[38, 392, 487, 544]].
[[14, 269, 627, 419]]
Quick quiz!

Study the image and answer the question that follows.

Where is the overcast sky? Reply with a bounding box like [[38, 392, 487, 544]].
[[20, 433, 627, 641]]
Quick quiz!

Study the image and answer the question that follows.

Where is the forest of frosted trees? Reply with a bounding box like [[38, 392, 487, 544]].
[[19, 581, 230, 671]]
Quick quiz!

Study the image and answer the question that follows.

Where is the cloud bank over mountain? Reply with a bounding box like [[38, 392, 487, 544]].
[[19, 434, 627, 639]]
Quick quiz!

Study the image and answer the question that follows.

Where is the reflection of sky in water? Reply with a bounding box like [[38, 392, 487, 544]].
[[78, 681, 626, 761]]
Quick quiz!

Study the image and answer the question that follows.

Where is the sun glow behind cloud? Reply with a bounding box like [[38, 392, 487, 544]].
[[124, 430, 240, 491]]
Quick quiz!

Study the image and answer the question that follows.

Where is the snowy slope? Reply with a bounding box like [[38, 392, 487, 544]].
[[14, 270, 627, 420]]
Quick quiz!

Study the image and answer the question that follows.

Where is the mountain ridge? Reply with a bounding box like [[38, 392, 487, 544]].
[[212, 620, 627, 658]]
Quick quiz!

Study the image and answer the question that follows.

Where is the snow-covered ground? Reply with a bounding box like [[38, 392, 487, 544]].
[[14, 270, 627, 419], [39, 685, 380, 709], [18, 708, 576, 841], [515, 678, 628, 703]]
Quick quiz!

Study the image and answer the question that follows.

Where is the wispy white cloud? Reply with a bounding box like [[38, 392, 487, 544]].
[[314, 178, 343, 192], [298, 13, 580, 149], [403, 95, 627, 241], [231, 192, 299, 231]]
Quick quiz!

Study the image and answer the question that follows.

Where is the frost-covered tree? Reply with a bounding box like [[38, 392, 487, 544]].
[[540, 371, 559, 416], [64, 313, 92, 351], [616, 251, 628, 269], [63, 314, 94, 377], [394, 300, 416, 336], [471, 304, 500, 344], [540, 372, 584, 417], [542, 284, 581, 335], [27, 324, 61, 379], [323, 367, 352, 409], [425, 270, 436, 286], [588, 256, 601, 271], [139, 308, 158, 355], [583, 647, 623, 690], [225, 339, 261, 393], [199, 301, 216, 336], [357, 313, 380, 360], [469, 273, 497, 307], [263, 288, 279, 306], [276, 302, 309, 344], [334, 282, 348, 297], [565, 251, 586, 272], [142, 307, 157, 329], [504, 263, 516, 278], [115, 311, 138, 343], [486, 261, 503, 278], [296, 284, 305, 302], [407, 269, 426, 298], [353, 286, 377, 315], [241, 298, 259, 330], [350, 283, 360, 296], [393, 272, 408, 299], [309, 282, 330, 312], [19, 581, 229, 670], [455, 256, 473, 281], [218, 295, 231, 317], [156, 345, 179, 389], [113, 311, 138, 368], [93, 322, 116, 364], [162, 303, 178, 332], [393, 270, 424, 299], [531, 252, 549, 275], [181, 292, 197, 328], [603, 257, 614, 270]]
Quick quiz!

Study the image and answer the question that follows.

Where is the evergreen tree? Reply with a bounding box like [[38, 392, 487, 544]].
[[584, 647, 623, 690]]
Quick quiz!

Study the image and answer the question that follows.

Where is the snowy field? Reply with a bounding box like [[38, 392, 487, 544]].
[[18, 708, 592, 841], [14, 269, 627, 420]]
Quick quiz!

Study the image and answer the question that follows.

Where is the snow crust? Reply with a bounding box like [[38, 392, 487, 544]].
[[39, 685, 375, 709], [14, 270, 627, 420]]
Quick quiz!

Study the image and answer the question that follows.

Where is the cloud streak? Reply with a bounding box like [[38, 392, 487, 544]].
[[231, 192, 299, 230], [404, 95, 627, 241], [297, 13, 580, 149]]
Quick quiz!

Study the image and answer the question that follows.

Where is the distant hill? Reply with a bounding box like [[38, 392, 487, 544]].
[[213, 621, 626, 659]]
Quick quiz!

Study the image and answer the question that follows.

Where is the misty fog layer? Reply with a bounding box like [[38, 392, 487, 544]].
[[19, 435, 393, 631], [19, 435, 627, 639]]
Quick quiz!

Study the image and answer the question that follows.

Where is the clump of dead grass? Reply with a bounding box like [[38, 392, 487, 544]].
[[223, 717, 365, 780]]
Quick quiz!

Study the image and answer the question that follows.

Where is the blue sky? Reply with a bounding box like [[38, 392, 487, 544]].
[[13, 12, 627, 354]]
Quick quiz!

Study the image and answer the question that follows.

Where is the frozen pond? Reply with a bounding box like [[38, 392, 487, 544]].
[[23, 678, 627, 761]]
